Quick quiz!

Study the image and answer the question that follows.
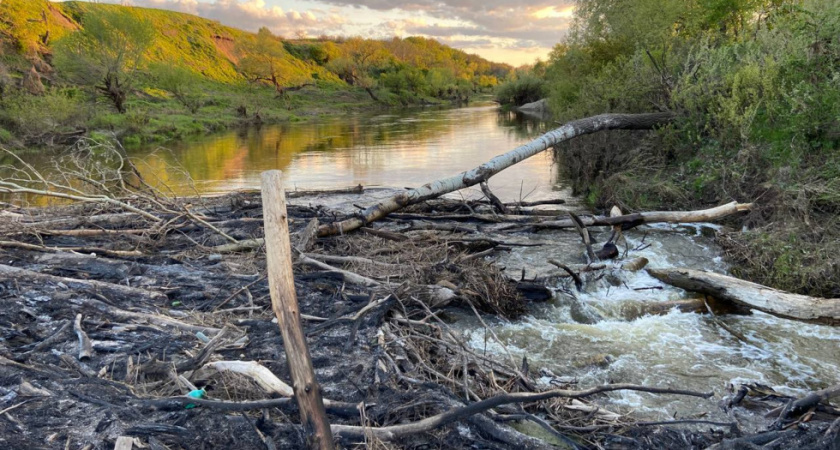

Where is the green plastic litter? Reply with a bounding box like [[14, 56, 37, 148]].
[[185, 388, 205, 409]]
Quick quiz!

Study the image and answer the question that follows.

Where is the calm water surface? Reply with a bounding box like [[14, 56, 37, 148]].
[[129, 103, 566, 202]]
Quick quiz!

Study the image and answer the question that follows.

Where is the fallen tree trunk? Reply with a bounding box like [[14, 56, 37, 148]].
[[535, 202, 752, 230], [317, 112, 674, 236], [647, 268, 840, 325]]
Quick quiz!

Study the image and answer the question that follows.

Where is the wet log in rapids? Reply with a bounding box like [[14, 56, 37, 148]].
[[648, 268, 840, 325]]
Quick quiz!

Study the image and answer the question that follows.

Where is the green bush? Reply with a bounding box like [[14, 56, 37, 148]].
[[494, 74, 546, 107], [0, 90, 87, 142]]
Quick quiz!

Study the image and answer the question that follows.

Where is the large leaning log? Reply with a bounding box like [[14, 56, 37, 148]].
[[316, 112, 674, 237], [647, 268, 840, 325]]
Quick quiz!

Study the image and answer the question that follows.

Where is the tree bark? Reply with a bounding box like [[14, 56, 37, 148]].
[[317, 112, 674, 236], [647, 268, 840, 325]]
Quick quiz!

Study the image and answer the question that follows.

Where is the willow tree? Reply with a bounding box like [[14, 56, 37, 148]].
[[54, 9, 154, 113]]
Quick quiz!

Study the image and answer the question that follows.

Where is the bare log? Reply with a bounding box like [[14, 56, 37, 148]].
[[536, 202, 752, 230], [73, 314, 93, 360], [261, 170, 334, 450], [298, 254, 381, 287], [317, 112, 674, 236], [648, 268, 840, 325], [143, 396, 362, 418]]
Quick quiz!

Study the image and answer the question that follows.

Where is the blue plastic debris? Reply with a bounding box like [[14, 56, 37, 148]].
[[185, 388, 205, 409]]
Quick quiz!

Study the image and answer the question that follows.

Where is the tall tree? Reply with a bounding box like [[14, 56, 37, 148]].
[[54, 9, 154, 113]]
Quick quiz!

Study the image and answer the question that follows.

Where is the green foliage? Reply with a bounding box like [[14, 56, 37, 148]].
[[150, 63, 205, 113], [53, 8, 155, 113], [495, 73, 547, 106], [0, 90, 86, 142], [543, 0, 840, 296]]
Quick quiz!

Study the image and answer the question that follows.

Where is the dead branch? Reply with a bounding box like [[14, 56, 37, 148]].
[[194, 361, 293, 397], [331, 383, 711, 441], [480, 181, 507, 214], [775, 384, 840, 427], [142, 396, 361, 418]]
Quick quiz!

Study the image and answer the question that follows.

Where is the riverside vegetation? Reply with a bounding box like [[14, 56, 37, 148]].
[[0, 0, 509, 147], [496, 0, 840, 300]]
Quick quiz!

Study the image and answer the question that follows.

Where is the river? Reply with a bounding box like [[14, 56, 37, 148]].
[[125, 103, 566, 203], [7, 103, 840, 427]]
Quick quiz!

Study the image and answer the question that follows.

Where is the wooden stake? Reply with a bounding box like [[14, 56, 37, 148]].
[[261, 170, 335, 450]]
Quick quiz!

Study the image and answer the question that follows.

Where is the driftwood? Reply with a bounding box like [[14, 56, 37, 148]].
[[195, 361, 293, 397], [330, 383, 710, 441], [261, 170, 334, 450], [775, 384, 840, 427], [73, 314, 93, 360], [535, 202, 752, 230], [212, 202, 751, 254], [317, 112, 674, 236], [648, 268, 840, 325]]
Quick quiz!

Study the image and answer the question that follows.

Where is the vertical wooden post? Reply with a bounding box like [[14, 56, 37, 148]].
[[261, 170, 335, 450]]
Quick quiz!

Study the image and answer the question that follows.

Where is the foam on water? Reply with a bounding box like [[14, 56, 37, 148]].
[[458, 223, 840, 424]]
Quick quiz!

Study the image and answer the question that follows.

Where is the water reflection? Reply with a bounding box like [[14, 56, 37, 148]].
[[127, 104, 566, 202]]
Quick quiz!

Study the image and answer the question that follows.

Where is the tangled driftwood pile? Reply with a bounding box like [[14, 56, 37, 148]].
[[1, 125, 838, 449]]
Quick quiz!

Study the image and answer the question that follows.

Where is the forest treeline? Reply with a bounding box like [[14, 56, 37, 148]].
[[0, 0, 509, 145], [498, 0, 840, 297]]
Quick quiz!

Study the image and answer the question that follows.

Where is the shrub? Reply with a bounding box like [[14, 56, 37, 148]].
[[0, 90, 87, 143], [494, 74, 546, 107]]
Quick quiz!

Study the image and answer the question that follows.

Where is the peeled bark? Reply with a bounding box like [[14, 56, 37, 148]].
[[648, 268, 840, 325], [317, 112, 674, 236]]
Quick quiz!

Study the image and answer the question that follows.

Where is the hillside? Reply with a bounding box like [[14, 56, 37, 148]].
[[0, 0, 510, 146], [0, 0, 331, 83]]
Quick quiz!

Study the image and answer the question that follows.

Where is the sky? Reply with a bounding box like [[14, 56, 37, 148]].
[[96, 0, 576, 66]]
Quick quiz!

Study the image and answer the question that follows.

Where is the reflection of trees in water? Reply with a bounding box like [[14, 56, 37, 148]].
[[125, 110, 462, 193], [495, 110, 551, 139], [5, 106, 559, 199]]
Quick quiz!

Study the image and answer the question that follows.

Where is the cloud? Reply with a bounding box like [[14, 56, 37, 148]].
[[113, 0, 348, 37], [298, 0, 575, 59], [105, 0, 573, 64]]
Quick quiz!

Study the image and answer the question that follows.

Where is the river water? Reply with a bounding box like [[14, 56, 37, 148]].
[[125, 103, 565, 203], [7, 103, 840, 426]]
